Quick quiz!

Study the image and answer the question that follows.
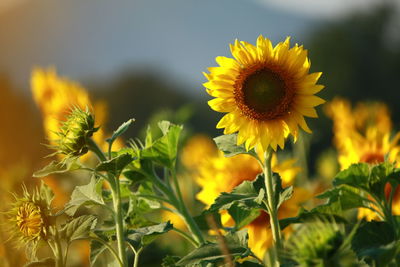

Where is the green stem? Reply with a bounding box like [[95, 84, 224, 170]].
[[170, 168, 205, 246], [172, 227, 199, 247], [133, 247, 143, 267], [88, 138, 127, 266], [54, 230, 65, 267], [263, 148, 282, 265], [111, 179, 128, 267]]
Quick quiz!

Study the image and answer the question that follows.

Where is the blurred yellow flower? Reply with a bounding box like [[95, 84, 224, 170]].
[[181, 134, 217, 169], [195, 152, 309, 258], [326, 98, 400, 220], [204, 35, 324, 152], [325, 98, 400, 170]]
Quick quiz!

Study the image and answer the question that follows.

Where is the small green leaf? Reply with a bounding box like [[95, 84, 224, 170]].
[[162, 255, 181, 267], [61, 215, 97, 243], [208, 174, 265, 213], [141, 121, 182, 169], [313, 186, 370, 215], [96, 153, 135, 176], [176, 230, 251, 266], [39, 181, 55, 207], [33, 158, 82, 178], [127, 221, 173, 250], [106, 119, 134, 146], [228, 203, 261, 230], [213, 134, 258, 158], [64, 176, 105, 216]]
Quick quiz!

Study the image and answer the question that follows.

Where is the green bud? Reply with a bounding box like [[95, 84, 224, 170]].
[[55, 107, 98, 157]]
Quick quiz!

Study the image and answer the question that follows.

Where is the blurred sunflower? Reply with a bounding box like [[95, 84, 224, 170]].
[[326, 98, 400, 220], [325, 98, 400, 169], [204, 35, 324, 151], [195, 152, 310, 258]]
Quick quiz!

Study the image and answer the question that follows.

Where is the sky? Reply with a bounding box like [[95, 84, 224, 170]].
[[0, 0, 388, 95]]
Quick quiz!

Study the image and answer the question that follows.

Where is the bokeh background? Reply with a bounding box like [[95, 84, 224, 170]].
[[0, 0, 399, 265]]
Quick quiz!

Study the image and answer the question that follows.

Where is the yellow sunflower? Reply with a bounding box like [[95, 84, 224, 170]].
[[325, 98, 400, 170], [326, 98, 400, 220], [204, 35, 324, 151], [195, 152, 310, 258], [5, 185, 50, 247]]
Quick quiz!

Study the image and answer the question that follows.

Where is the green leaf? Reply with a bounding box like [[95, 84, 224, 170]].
[[333, 163, 370, 190], [95, 153, 135, 176], [193, 212, 223, 231], [64, 176, 105, 216], [39, 181, 55, 207], [228, 204, 261, 230], [141, 121, 182, 169], [208, 174, 265, 213], [33, 158, 82, 178], [24, 258, 55, 267], [213, 134, 258, 158], [313, 186, 370, 215], [106, 119, 134, 146], [127, 221, 173, 250], [176, 230, 251, 266], [60, 215, 97, 243], [162, 255, 181, 267], [351, 221, 398, 266], [89, 230, 116, 265]]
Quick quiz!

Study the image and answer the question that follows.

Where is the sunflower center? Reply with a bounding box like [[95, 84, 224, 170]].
[[16, 202, 44, 238], [234, 65, 294, 121], [360, 153, 385, 164]]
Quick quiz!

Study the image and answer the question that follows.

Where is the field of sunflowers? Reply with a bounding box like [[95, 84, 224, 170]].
[[1, 1, 400, 267]]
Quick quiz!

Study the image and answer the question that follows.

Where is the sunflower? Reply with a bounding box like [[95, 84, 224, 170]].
[[195, 151, 310, 258], [325, 98, 400, 170], [326, 98, 400, 220], [204, 35, 324, 151], [5, 185, 50, 247]]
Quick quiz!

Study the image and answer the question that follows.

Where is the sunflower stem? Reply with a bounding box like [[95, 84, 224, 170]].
[[263, 148, 282, 265], [53, 229, 65, 267], [88, 138, 128, 267]]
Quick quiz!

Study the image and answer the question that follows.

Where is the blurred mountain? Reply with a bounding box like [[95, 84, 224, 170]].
[[0, 0, 317, 94]]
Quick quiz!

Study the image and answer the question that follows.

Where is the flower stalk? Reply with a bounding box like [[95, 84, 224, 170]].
[[263, 148, 283, 264], [88, 138, 128, 267]]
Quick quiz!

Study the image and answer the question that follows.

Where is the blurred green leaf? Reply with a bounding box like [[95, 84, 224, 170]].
[[176, 230, 251, 266], [60, 215, 97, 243], [127, 221, 173, 250], [96, 153, 135, 177], [213, 134, 258, 158], [33, 158, 82, 178], [351, 221, 399, 266], [64, 176, 105, 216]]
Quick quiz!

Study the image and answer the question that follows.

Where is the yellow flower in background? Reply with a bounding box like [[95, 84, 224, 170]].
[[325, 98, 400, 170], [326, 98, 400, 220], [204, 35, 324, 151], [181, 134, 217, 169], [195, 152, 309, 258]]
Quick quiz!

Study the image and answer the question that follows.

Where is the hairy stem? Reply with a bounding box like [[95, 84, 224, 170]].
[[263, 149, 282, 265]]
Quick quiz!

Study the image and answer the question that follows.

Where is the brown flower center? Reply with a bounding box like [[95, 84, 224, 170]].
[[360, 153, 385, 164], [234, 64, 295, 121]]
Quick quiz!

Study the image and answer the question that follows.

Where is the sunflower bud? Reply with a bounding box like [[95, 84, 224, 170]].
[[56, 107, 97, 157]]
